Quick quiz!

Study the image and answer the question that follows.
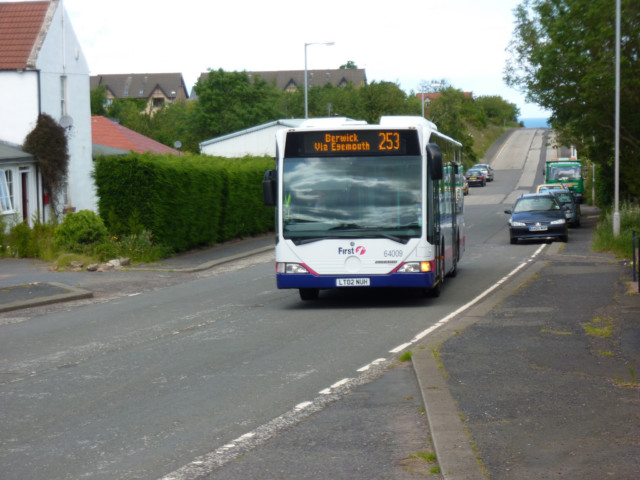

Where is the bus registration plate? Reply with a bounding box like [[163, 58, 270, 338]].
[[337, 278, 370, 287]]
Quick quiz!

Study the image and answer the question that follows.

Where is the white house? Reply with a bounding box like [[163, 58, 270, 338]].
[[0, 0, 93, 226], [199, 119, 305, 158]]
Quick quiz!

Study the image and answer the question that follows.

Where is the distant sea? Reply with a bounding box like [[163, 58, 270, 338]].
[[520, 117, 550, 128]]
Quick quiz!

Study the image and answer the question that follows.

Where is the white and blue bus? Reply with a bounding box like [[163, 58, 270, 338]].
[[263, 116, 465, 300]]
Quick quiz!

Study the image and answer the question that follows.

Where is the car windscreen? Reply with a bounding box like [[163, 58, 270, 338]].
[[514, 197, 559, 213]]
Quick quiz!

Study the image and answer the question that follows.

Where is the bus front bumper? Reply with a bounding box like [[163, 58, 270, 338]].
[[276, 272, 437, 289]]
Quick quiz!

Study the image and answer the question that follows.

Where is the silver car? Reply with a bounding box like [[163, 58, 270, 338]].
[[472, 163, 494, 181]]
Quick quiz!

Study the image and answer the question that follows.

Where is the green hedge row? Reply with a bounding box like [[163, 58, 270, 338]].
[[93, 153, 275, 252]]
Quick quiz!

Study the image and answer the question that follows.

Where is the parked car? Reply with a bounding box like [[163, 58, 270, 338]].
[[464, 168, 487, 187], [504, 193, 568, 244], [550, 190, 581, 227], [472, 163, 494, 181]]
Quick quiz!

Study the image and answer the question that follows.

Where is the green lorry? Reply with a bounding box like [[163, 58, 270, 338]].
[[545, 157, 584, 203]]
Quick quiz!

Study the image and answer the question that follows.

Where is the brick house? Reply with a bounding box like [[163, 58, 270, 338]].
[[90, 73, 189, 115]]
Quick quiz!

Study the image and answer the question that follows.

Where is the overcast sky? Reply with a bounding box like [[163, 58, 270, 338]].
[[57, 0, 548, 119]]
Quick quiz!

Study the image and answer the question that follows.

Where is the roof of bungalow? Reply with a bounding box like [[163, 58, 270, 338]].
[[199, 119, 306, 149], [91, 116, 182, 155], [0, 140, 34, 162]]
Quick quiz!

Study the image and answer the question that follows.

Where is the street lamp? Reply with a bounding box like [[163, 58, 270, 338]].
[[613, 0, 621, 236], [304, 41, 335, 119]]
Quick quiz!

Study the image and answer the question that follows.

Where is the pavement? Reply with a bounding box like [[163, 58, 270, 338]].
[[1, 210, 639, 479]]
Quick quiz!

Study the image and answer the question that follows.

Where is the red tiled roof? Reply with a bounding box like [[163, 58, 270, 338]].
[[417, 92, 473, 101], [91, 116, 182, 155], [0, 1, 52, 70]]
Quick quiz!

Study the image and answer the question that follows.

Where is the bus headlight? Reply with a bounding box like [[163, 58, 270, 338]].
[[277, 262, 309, 274], [397, 262, 432, 273]]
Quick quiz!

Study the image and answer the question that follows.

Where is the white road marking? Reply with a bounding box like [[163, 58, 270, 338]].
[[389, 243, 545, 356], [161, 243, 547, 480]]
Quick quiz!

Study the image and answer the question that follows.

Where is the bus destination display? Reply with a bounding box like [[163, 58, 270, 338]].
[[285, 129, 420, 157]]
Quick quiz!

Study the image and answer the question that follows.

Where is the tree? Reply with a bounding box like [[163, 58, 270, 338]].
[[359, 81, 417, 124], [149, 100, 199, 153], [90, 85, 108, 115], [23, 113, 69, 216], [339, 61, 358, 69], [191, 69, 283, 140], [428, 87, 477, 164], [505, 0, 640, 202], [105, 98, 151, 136], [475, 96, 520, 125]]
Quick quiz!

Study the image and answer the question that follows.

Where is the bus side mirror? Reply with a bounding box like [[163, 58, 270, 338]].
[[263, 170, 277, 206], [427, 143, 443, 180]]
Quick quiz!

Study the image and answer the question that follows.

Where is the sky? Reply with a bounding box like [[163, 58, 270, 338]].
[[55, 0, 549, 119]]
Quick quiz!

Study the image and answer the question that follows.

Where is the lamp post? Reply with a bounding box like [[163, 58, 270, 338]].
[[613, 0, 621, 236], [304, 41, 335, 119]]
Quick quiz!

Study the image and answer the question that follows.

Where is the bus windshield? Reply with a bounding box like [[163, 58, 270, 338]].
[[282, 155, 422, 244]]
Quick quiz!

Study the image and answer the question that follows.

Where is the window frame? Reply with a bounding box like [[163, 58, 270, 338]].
[[0, 168, 15, 214]]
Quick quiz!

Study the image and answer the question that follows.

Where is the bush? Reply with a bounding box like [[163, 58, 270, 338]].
[[94, 230, 171, 263], [8, 221, 35, 257], [593, 203, 640, 258], [0, 215, 8, 257], [54, 210, 108, 253]]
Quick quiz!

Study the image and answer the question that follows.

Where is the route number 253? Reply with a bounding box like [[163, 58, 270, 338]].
[[378, 132, 400, 150]]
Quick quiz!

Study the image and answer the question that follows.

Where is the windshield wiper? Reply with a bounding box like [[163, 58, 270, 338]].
[[328, 223, 363, 231]]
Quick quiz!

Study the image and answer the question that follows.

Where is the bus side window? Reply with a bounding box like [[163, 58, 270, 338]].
[[427, 143, 443, 180]]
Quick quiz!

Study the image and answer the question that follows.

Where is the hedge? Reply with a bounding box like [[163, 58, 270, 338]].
[[93, 152, 275, 252]]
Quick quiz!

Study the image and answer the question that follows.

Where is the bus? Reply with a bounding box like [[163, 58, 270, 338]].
[[262, 116, 465, 300], [545, 157, 584, 202]]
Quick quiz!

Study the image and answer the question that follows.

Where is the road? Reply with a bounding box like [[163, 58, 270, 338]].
[[0, 128, 550, 480]]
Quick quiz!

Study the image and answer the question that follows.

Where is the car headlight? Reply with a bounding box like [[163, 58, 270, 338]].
[[510, 220, 526, 226], [550, 218, 566, 225]]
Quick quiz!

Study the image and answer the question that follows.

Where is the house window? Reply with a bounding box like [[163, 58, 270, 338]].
[[0, 169, 14, 213], [153, 97, 165, 108]]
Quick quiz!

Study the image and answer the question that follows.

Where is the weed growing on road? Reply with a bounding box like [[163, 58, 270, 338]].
[[583, 316, 614, 338], [402, 451, 440, 476], [615, 365, 639, 388], [541, 328, 573, 335], [398, 350, 413, 362]]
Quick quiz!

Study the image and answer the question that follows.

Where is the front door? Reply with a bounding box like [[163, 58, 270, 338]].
[[21, 171, 28, 222]]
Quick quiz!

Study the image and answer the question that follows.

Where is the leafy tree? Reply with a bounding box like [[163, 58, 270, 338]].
[[428, 87, 477, 163], [90, 85, 108, 115], [23, 113, 69, 216], [149, 100, 200, 153], [340, 61, 358, 69], [475, 95, 520, 125], [105, 98, 151, 136], [359, 81, 417, 123], [191, 69, 283, 140], [505, 0, 640, 202]]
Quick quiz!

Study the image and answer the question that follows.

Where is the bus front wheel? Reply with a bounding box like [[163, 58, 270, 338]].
[[299, 288, 319, 300]]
